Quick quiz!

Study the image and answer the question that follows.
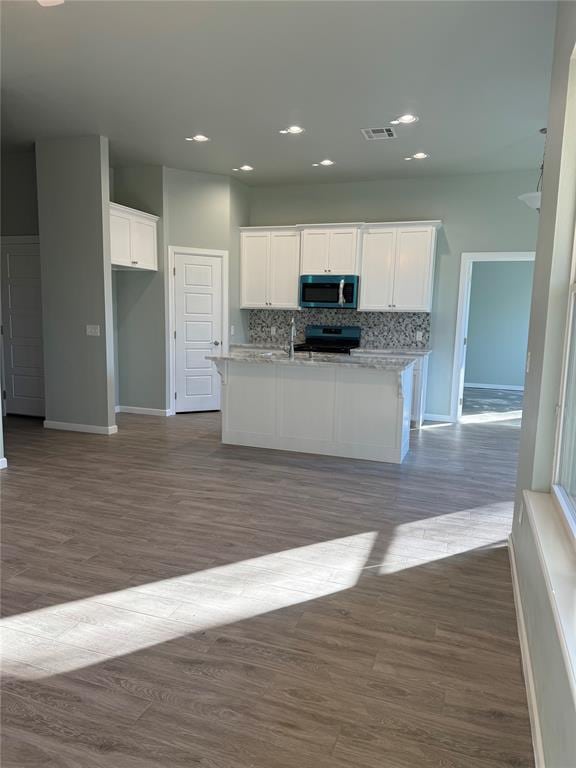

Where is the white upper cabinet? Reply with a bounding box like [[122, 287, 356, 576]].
[[110, 208, 132, 267], [241, 232, 269, 308], [110, 203, 159, 271], [359, 225, 437, 312], [301, 227, 358, 275], [268, 231, 301, 308], [359, 228, 396, 311], [241, 229, 300, 309], [393, 228, 435, 310]]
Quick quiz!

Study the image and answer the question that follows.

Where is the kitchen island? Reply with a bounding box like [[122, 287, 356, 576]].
[[208, 348, 415, 463]]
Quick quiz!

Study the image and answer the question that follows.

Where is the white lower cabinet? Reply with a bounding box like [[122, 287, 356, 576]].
[[110, 203, 159, 271], [359, 225, 437, 311], [241, 229, 300, 309]]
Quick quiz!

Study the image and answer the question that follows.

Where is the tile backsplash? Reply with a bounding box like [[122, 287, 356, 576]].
[[248, 310, 430, 349]]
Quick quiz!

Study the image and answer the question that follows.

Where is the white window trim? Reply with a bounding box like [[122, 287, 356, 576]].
[[552, 219, 576, 539]]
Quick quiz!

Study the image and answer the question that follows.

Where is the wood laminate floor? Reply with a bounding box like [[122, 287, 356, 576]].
[[1, 412, 533, 767]]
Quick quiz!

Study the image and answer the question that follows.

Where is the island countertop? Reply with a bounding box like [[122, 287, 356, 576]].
[[207, 347, 417, 372]]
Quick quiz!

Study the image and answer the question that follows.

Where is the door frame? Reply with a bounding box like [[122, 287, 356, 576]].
[[167, 246, 229, 416], [450, 251, 535, 422], [0, 236, 43, 420]]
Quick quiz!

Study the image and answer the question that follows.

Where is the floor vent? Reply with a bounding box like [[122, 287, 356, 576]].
[[361, 127, 397, 140]]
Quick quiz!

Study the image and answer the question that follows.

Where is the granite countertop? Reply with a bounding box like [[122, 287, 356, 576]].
[[231, 343, 430, 357], [208, 348, 417, 372]]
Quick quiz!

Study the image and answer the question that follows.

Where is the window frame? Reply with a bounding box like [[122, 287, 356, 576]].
[[552, 225, 576, 540]]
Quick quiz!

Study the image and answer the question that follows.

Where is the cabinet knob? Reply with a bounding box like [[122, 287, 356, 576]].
[[213, 341, 220, 346], [131, 260, 139, 265]]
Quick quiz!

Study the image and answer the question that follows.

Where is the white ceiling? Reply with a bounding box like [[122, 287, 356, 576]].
[[1, 0, 556, 185]]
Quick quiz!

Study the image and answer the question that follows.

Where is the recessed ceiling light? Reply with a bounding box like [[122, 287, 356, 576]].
[[239, 165, 253, 172], [413, 152, 428, 159], [392, 114, 419, 125], [319, 159, 334, 166], [280, 125, 305, 135], [37, 0, 65, 5], [312, 163, 319, 167], [404, 157, 413, 161], [186, 134, 211, 142], [232, 168, 239, 172]]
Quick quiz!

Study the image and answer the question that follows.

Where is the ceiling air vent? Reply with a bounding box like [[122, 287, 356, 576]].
[[361, 127, 397, 140]]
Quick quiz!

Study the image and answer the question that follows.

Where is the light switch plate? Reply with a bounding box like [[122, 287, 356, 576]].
[[416, 331, 423, 342], [271, 326, 277, 337], [86, 324, 101, 337]]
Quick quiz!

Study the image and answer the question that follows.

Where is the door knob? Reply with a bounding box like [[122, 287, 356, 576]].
[[213, 341, 220, 346]]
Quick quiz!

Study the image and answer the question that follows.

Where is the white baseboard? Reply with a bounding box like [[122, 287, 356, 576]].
[[44, 421, 118, 435], [508, 535, 545, 768], [423, 413, 454, 423], [117, 406, 171, 417], [0, 457, 7, 469], [465, 383, 524, 391]]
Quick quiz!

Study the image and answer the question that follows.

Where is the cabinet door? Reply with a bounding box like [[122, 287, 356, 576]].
[[130, 218, 158, 271], [358, 229, 396, 311], [392, 228, 435, 311], [301, 230, 329, 274], [241, 232, 269, 308], [328, 229, 358, 274], [269, 231, 300, 308], [110, 210, 132, 266]]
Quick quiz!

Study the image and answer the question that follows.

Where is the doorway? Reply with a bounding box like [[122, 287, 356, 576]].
[[0, 238, 45, 418], [452, 252, 535, 422], [168, 247, 228, 414]]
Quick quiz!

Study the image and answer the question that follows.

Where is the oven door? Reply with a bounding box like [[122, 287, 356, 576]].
[[300, 276, 358, 308]]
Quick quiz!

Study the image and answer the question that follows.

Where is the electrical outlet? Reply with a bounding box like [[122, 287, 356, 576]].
[[416, 331, 423, 342], [271, 326, 277, 337], [86, 324, 101, 337], [230, 325, 235, 336]]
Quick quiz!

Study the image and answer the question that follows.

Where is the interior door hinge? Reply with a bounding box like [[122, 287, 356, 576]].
[[174, 330, 176, 339], [173, 267, 176, 276], [459, 397, 463, 406], [175, 392, 177, 400], [2, 390, 6, 400], [463, 336, 467, 345]]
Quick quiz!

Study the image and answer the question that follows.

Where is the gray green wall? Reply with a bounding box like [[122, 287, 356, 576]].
[[249, 170, 539, 417], [113, 166, 166, 410], [1, 149, 38, 236], [110, 167, 250, 411], [229, 178, 251, 342], [465, 261, 534, 388], [35, 136, 115, 428], [513, 3, 576, 766]]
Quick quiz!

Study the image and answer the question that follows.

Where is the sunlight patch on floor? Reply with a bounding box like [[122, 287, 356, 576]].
[[375, 505, 511, 574], [0, 532, 377, 680], [460, 410, 522, 424]]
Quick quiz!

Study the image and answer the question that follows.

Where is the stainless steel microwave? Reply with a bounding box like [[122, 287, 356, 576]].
[[299, 275, 359, 309]]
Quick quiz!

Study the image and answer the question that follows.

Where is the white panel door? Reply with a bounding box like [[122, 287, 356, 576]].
[[328, 229, 357, 274], [301, 230, 329, 274], [268, 231, 300, 308], [393, 228, 434, 310], [240, 233, 269, 308], [130, 218, 157, 270], [1, 244, 44, 416], [175, 253, 222, 412], [359, 230, 396, 310], [110, 210, 132, 266]]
